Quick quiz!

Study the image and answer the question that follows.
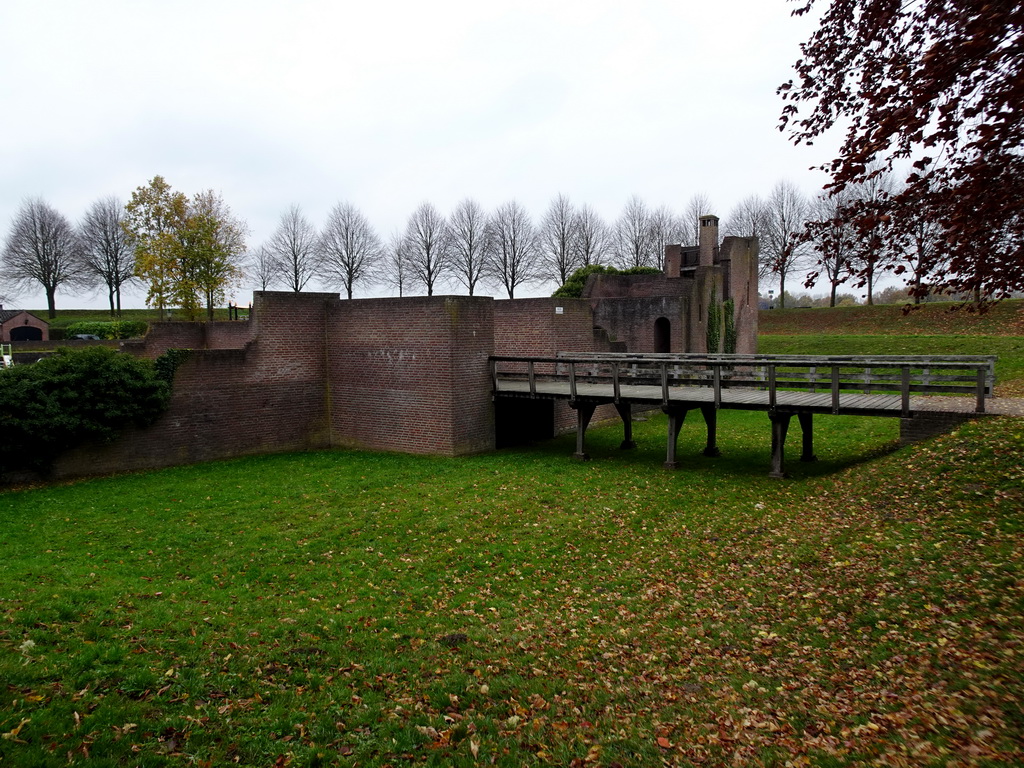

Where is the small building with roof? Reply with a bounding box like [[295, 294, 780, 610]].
[[0, 307, 49, 342]]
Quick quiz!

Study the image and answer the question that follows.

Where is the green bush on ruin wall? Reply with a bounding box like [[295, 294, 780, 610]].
[[0, 347, 176, 476], [552, 265, 662, 299]]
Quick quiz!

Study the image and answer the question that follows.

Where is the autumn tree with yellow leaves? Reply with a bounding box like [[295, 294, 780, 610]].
[[123, 176, 247, 320]]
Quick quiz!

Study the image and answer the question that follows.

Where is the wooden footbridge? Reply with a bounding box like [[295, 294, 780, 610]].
[[490, 353, 996, 477]]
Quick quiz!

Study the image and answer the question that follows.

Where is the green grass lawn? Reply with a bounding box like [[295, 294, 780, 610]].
[[2, 411, 1022, 767]]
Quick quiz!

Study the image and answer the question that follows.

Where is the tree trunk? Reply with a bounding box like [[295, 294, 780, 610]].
[[46, 289, 57, 319]]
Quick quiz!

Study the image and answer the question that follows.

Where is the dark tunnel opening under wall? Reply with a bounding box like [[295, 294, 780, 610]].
[[494, 399, 555, 448]]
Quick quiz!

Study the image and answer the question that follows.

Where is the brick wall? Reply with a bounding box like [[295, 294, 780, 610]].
[[122, 319, 254, 359], [493, 297, 623, 435], [10, 286, 749, 482], [584, 273, 691, 299], [45, 291, 335, 481], [723, 237, 760, 355], [328, 296, 495, 455], [591, 296, 688, 353], [52, 343, 332, 478]]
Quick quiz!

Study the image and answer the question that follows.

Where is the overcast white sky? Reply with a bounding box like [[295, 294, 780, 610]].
[[0, 0, 841, 309]]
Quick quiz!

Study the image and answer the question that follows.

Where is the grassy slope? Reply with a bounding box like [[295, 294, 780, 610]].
[[759, 299, 1024, 337], [759, 300, 1024, 397], [26, 308, 236, 331]]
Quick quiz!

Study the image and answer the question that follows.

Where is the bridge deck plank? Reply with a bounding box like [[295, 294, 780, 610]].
[[494, 380, 965, 417]]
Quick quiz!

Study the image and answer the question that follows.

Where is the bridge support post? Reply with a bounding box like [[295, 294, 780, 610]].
[[663, 407, 688, 469], [700, 406, 721, 457], [615, 403, 636, 449], [769, 411, 792, 479], [798, 412, 817, 462], [571, 402, 596, 461]]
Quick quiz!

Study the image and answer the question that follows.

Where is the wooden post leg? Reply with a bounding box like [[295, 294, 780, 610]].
[[769, 411, 792, 479], [572, 403, 597, 461], [700, 406, 721, 457], [615, 402, 636, 449], [798, 412, 817, 462], [663, 407, 687, 469]]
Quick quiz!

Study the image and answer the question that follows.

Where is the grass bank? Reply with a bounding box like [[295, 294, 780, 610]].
[[759, 299, 1024, 337], [759, 334, 1024, 397], [26, 308, 238, 333], [2, 411, 1022, 767]]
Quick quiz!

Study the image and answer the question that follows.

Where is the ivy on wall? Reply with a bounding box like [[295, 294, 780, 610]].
[[706, 286, 721, 353], [724, 298, 737, 354]]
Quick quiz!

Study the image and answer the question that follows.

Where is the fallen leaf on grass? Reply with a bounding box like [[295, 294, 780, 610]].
[[2, 718, 30, 743]]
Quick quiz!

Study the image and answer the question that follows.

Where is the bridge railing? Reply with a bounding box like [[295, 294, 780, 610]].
[[490, 353, 997, 414]]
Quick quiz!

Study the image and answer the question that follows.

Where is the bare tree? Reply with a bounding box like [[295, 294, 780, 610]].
[[539, 194, 578, 285], [268, 205, 320, 292], [403, 203, 449, 296], [683, 192, 715, 246], [247, 244, 279, 291], [762, 181, 810, 308], [846, 170, 898, 305], [570, 204, 608, 268], [487, 200, 541, 299], [320, 202, 381, 299], [2, 197, 86, 318], [806, 189, 856, 307], [78, 196, 135, 315], [612, 195, 656, 269], [724, 194, 771, 238], [724, 194, 772, 280], [648, 204, 684, 265], [446, 199, 490, 296], [382, 230, 411, 298], [897, 208, 946, 305]]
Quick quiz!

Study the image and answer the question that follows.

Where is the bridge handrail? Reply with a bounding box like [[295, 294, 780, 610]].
[[490, 353, 996, 414]]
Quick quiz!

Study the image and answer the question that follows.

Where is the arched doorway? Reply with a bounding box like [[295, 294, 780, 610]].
[[9, 326, 42, 341], [654, 317, 671, 353]]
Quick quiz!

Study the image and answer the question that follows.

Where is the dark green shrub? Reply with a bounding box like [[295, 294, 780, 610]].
[[0, 347, 171, 475], [64, 321, 149, 339], [552, 265, 661, 298]]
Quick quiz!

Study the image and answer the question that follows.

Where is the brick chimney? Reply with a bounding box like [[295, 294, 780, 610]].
[[698, 215, 719, 267]]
